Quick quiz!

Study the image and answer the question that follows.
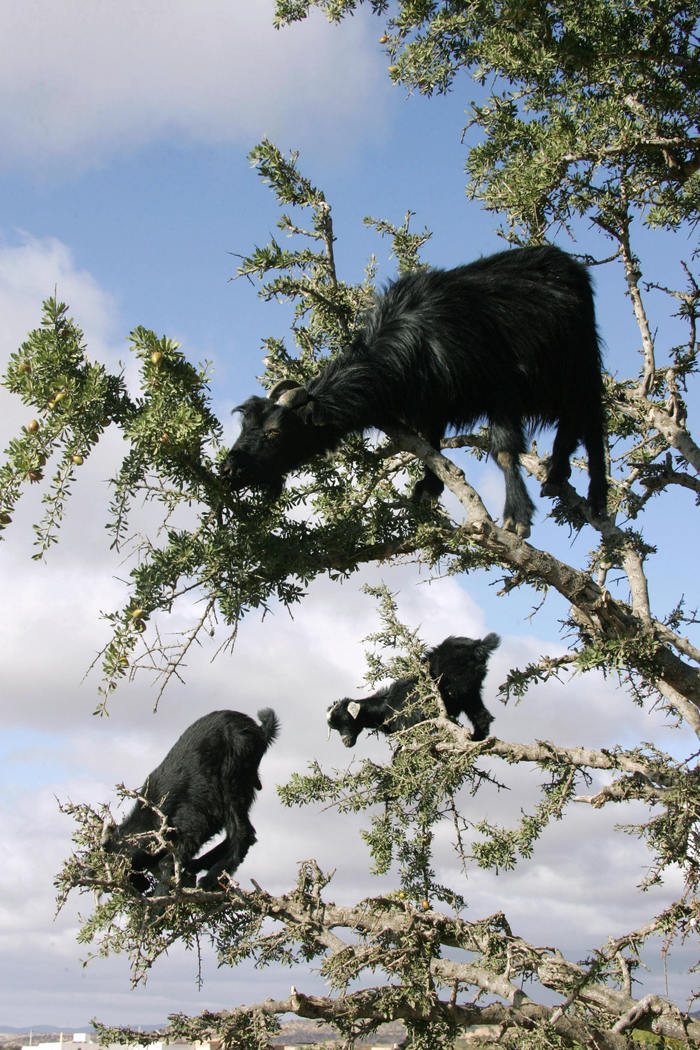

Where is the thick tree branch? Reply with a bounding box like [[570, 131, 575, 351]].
[[387, 426, 700, 723], [619, 389, 700, 477], [126, 873, 700, 1049], [432, 725, 685, 793], [137, 984, 637, 1050]]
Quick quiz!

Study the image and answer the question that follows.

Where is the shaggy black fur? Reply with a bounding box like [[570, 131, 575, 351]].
[[103, 708, 279, 894], [327, 633, 500, 748], [221, 245, 607, 537]]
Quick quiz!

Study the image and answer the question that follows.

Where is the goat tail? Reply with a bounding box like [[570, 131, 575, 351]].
[[257, 707, 280, 748], [482, 632, 501, 652]]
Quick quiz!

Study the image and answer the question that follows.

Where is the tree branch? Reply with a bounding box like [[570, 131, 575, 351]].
[[385, 427, 700, 723]]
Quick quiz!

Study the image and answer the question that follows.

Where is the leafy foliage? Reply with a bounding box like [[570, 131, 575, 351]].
[[275, 0, 700, 240]]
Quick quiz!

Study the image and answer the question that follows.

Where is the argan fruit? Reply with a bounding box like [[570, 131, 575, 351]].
[[26, 419, 39, 433], [71, 454, 84, 465], [150, 351, 163, 366]]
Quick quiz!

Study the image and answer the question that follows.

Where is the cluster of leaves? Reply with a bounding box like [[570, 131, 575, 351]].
[[0, 144, 452, 709], [1, 300, 130, 553], [280, 585, 495, 905], [275, 0, 699, 241]]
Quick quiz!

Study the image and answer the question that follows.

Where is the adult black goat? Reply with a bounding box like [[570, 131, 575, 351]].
[[327, 633, 500, 748], [102, 708, 279, 894], [221, 245, 607, 537]]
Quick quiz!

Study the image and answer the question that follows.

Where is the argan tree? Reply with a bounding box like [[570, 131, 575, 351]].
[[3, 0, 700, 1046]]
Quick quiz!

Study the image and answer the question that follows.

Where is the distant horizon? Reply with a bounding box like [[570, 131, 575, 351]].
[[0, 1028, 92, 1035], [0, 1027, 166, 1037]]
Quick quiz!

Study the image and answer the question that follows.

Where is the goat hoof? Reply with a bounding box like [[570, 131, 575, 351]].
[[503, 517, 530, 539]]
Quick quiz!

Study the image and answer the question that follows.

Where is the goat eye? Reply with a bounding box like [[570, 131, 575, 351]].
[[265, 428, 280, 439]]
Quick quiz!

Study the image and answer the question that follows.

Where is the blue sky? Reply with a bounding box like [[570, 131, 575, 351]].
[[0, 0, 697, 1031]]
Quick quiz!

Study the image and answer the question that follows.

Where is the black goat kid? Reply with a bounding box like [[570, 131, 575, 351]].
[[221, 245, 607, 537], [327, 633, 500, 748], [103, 708, 279, 894]]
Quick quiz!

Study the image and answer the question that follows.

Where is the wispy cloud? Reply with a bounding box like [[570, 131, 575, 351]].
[[0, 0, 387, 172]]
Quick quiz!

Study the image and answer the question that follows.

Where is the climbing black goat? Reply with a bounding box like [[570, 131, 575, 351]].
[[102, 708, 279, 894], [221, 245, 607, 537], [327, 633, 500, 748]]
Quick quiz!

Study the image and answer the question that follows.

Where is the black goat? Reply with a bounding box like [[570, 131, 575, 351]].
[[102, 708, 279, 894], [327, 633, 500, 748], [221, 245, 607, 537]]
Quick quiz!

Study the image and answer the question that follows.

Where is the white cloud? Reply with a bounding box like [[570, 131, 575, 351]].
[[0, 234, 119, 357], [0, 0, 387, 173]]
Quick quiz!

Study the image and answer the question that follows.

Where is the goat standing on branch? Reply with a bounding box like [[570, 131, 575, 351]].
[[327, 633, 500, 748], [221, 245, 608, 537], [102, 708, 279, 894]]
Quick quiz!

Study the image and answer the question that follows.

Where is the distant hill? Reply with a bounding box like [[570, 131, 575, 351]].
[[0, 1031, 93, 1037]]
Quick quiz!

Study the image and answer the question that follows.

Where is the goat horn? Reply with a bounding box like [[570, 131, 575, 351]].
[[267, 379, 302, 401], [278, 386, 310, 409]]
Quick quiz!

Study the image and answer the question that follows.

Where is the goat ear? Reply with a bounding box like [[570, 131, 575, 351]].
[[299, 397, 332, 427], [100, 819, 115, 846], [347, 701, 362, 720]]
